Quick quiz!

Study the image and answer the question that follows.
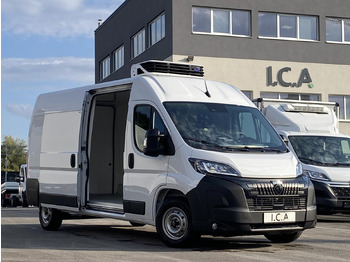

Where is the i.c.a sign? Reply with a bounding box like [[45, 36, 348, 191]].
[[266, 66, 314, 88]]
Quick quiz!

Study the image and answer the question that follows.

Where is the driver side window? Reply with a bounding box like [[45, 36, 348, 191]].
[[134, 105, 166, 151]]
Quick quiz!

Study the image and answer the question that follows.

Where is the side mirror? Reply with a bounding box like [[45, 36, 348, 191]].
[[280, 134, 289, 146], [143, 129, 164, 157]]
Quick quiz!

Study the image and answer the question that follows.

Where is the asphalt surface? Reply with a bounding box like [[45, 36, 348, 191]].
[[1, 207, 350, 262]]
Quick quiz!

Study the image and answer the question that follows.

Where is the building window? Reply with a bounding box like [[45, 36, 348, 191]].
[[100, 56, 110, 80], [150, 13, 165, 46], [258, 12, 318, 41], [261, 92, 320, 101], [132, 29, 145, 59], [242, 91, 253, 100], [192, 7, 251, 37], [326, 18, 350, 43], [113, 45, 124, 71], [329, 95, 350, 120]]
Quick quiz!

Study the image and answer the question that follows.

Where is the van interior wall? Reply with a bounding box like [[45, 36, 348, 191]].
[[89, 90, 130, 203]]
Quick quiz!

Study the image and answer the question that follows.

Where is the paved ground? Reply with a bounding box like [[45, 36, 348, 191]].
[[1, 207, 350, 262]]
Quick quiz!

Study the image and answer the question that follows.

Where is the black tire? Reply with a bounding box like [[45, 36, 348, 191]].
[[1, 197, 7, 208], [39, 206, 63, 231], [22, 192, 29, 207], [264, 231, 303, 243], [130, 222, 146, 227], [11, 196, 18, 207], [156, 198, 199, 247]]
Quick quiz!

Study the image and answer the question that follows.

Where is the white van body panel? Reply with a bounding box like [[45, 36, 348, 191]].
[[263, 102, 339, 134], [28, 62, 317, 245], [280, 130, 350, 182]]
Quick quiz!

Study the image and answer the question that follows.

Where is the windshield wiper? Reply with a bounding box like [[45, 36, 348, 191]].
[[183, 137, 224, 149], [225, 146, 287, 153], [298, 157, 328, 166]]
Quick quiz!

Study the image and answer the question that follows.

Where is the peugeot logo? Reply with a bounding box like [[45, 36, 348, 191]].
[[273, 180, 284, 195]]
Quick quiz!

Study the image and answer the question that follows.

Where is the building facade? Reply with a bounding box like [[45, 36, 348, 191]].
[[95, 0, 350, 135]]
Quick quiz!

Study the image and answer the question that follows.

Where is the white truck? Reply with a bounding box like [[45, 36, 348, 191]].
[[17, 164, 29, 207], [27, 61, 316, 247], [255, 98, 350, 215], [1, 170, 20, 207]]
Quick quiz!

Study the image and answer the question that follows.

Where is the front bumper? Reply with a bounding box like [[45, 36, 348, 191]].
[[187, 175, 317, 236], [312, 180, 350, 214]]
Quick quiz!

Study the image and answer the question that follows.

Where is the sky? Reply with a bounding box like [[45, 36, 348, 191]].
[[1, 0, 125, 143]]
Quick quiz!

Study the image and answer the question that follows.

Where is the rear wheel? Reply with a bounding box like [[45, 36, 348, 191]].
[[264, 231, 302, 243], [156, 198, 199, 247], [11, 196, 18, 207], [22, 192, 29, 207], [39, 206, 63, 230]]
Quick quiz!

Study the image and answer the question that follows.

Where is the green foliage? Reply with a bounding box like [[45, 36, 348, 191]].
[[1, 136, 27, 172]]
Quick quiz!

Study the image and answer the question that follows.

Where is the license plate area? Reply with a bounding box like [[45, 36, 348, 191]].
[[264, 212, 296, 223]]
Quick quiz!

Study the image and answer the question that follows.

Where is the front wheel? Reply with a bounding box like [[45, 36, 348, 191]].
[[156, 199, 199, 247], [264, 231, 302, 243], [39, 206, 63, 231]]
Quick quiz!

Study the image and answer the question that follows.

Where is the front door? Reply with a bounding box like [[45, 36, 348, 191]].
[[123, 101, 170, 221]]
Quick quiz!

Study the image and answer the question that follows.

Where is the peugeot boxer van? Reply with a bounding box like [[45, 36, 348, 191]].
[[255, 98, 350, 215], [27, 61, 316, 247]]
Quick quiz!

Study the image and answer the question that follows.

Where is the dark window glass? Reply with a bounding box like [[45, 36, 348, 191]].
[[280, 15, 297, 38], [193, 7, 211, 33], [259, 13, 277, 37], [134, 105, 166, 151], [326, 18, 342, 42], [232, 10, 250, 36]]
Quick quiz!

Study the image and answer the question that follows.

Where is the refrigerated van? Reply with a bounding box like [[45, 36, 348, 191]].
[[255, 98, 350, 214], [27, 61, 316, 247]]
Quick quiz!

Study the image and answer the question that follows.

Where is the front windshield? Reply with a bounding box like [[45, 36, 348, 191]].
[[289, 135, 350, 166], [164, 102, 287, 152]]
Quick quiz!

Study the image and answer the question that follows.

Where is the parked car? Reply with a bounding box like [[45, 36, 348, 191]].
[[1, 170, 20, 207]]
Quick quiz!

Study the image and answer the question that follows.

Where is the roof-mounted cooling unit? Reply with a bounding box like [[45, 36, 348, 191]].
[[131, 60, 204, 77]]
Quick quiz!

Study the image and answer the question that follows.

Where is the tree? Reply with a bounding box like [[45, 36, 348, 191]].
[[1, 136, 27, 172]]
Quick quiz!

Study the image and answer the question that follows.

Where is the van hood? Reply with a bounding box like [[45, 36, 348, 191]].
[[302, 164, 350, 182], [191, 150, 299, 179]]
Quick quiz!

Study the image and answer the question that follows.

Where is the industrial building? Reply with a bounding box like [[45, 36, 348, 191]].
[[95, 0, 350, 134]]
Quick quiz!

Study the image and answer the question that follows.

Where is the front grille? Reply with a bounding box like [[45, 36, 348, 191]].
[[247, 182, 305, 196], [331, 187, 350, 198], [244, 180, 307, 211], [247, 196, 307, 211]]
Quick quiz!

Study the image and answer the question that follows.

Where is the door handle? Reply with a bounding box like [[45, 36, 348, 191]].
[[128, 153, 134, 169]]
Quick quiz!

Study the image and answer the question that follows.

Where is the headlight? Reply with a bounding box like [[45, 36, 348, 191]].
[[303, 170, 330, 181], [296, 163, 303, 176], [189, 158, 240, 176]]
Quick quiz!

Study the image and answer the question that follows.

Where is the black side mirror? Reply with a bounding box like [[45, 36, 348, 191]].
[[144, 129, 163, 157], [280, 134, 289, 146]]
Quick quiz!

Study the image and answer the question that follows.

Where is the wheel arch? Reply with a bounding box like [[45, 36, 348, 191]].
[[154, 188, 188, 217]]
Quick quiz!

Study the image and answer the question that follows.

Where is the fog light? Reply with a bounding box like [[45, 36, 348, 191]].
[[212, 223, 218, 230]]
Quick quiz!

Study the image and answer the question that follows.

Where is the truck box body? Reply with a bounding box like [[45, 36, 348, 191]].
[[27, 61, 316, 246], [256, 98, 350, 214]]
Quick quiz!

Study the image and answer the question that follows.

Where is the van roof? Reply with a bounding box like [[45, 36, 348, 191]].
[[32, 61, 254, 116]]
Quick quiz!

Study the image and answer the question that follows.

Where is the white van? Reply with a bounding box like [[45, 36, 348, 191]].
[[18, 164, 29, 207], [255, 98, 350, 215], [27, 61, 316, 247]]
